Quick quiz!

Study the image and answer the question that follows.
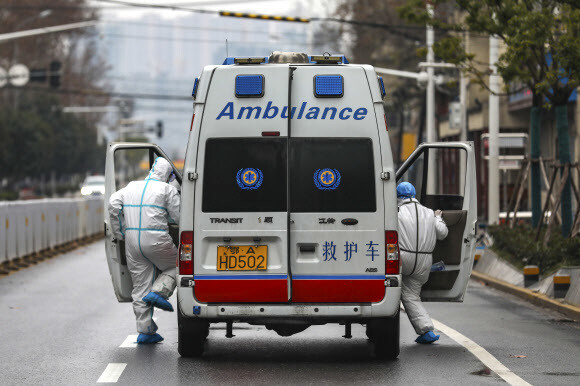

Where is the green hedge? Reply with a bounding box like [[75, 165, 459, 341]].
[[489, 225, 580, 274]]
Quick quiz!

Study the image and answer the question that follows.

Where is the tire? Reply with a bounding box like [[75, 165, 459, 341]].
[[366, 311, 400, 360], [178, 312, 209, 357]]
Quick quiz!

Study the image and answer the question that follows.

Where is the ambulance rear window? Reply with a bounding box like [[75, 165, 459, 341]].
[[202, 138, 287, 212], [290, 138, 376, 212]]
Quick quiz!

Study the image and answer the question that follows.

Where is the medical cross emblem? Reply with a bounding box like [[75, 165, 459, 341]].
[[236, 168, 263, 190], [320, 170, 335, 185], [314, 168, 341, 190], [243, 170, 257, 184]]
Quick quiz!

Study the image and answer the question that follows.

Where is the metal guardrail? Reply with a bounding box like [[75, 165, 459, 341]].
[[0, 197, 103, 269]]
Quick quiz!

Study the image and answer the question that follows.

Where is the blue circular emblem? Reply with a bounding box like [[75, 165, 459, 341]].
[[314, 168, 341, 190], [236, 168, 263, 190]]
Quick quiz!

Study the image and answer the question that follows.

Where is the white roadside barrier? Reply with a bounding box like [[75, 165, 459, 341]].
[[0, 197, 104, 270]]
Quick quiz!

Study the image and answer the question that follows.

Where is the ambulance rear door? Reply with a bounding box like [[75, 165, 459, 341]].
[[192, 65, 291, 303], [288, 65, 388, 303]]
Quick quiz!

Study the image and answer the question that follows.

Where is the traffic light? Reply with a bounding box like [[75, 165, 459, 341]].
[[49, 61, 61, 88], [156, 120, 163, 138]]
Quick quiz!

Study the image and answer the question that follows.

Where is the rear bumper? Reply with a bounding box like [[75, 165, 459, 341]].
[[177, 276, 401, 321]]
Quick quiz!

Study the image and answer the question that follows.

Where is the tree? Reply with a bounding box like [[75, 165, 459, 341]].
[[0, 0, 109, 195], [0, 94, 105, 182], [399, 0, 580, 236], [330, 0, 428, 162]]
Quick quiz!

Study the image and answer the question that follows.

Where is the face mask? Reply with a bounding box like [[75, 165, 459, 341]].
[[168, 172, 176, 183]]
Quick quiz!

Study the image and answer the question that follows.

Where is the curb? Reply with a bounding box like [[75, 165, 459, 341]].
[[471, 270, 580, 321], [0, 235, 104, 279]]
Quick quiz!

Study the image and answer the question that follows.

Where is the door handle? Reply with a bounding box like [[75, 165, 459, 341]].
[[299, 245, 315, 253]]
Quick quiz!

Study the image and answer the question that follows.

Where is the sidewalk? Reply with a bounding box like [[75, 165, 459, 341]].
[[471, 249, 580, 321]]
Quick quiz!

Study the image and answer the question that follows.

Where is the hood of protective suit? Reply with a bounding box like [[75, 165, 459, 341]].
[[397, 197, 418, 207], [147, 157, 173, 182]]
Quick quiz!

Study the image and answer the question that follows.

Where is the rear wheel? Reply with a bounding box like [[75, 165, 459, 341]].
[[366, 311, 400, 360], [178, 312, 209, 357]]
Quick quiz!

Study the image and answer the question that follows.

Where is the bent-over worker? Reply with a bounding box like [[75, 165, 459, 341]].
[[109, 157, 180, 344], [397, 182, 448, 344]]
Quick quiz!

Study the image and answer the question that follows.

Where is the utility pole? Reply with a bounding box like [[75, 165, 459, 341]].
[[488, 34, 500, 224], [459, 32, 469, 190], [426, 3, 436, 194]]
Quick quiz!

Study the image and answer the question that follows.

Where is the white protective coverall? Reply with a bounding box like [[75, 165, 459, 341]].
[[108, 157, 180, 334], [398, 197, 448, 335]]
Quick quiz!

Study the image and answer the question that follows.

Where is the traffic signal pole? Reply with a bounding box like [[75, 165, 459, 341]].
[[425, 4, 436, 195], [488, 34, 500, 225]]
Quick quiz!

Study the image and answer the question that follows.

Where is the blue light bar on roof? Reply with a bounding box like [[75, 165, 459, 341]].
[[314, 75, 343, 98], [235, 75, 264, 97], [191, 77, 199, 99], [378, 76, 386, 97]]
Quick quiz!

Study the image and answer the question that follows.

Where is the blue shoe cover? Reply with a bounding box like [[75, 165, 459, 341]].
[[137, 333, 164, 344], [142, 291, 174, 312], [415, 331, 440, 344]]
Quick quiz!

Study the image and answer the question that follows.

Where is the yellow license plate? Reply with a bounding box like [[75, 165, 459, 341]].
[[217, 245, 268, 271]]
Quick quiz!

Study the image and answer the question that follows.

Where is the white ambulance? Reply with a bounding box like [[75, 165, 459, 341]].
[[104, 52, 477, 360]]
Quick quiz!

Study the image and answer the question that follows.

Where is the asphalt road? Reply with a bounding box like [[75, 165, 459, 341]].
[[0, 241, 578, 385]]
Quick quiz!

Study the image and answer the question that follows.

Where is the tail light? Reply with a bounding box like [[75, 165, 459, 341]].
[[385, 230, 400, 274], [384, 114, 388, 131], [179, 231, 193, 275]]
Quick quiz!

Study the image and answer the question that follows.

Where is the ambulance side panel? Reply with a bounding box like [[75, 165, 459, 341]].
[[179, 65, 217, 267]]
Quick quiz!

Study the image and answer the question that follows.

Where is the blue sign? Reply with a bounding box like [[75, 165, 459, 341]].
[[236, 168, 263, 190], [314, 168, 341, 190]]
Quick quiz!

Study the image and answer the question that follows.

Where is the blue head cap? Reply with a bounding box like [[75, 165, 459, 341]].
[[397, 182, 416, 198]]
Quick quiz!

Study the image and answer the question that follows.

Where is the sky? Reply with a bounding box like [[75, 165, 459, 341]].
[[91, 0, 337, 158]]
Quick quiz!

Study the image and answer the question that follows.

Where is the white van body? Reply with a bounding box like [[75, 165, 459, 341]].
[[104, 54, 477, 359]]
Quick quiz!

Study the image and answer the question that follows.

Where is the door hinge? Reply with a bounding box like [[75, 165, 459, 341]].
[[188, 172, 198, 181], [380, 171, 390, 181]]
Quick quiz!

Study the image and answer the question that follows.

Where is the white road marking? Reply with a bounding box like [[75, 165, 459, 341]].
[[432, 318, 532, 386], [97, 363, 126, 383], [119, 335, 138, 348]]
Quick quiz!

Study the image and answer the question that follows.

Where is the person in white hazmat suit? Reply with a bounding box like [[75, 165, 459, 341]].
[[397, 182, 448, 344], [108, 157, 180, 344]]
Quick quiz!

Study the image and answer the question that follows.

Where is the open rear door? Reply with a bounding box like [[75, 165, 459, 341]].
[[191, 65, 291, 303], [104, 142, 182, 302], [396, 142, 477, 301], [288, 66, 387, 302]]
